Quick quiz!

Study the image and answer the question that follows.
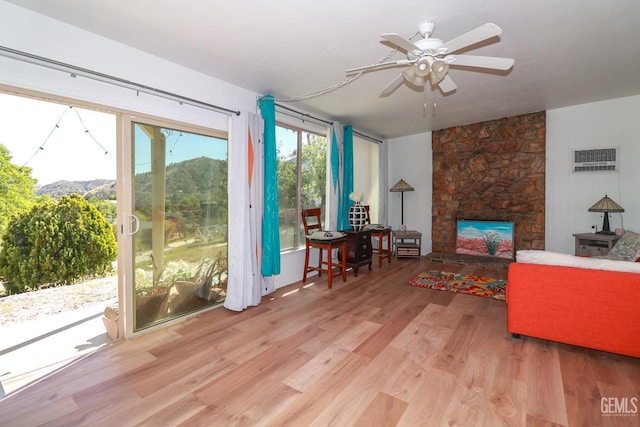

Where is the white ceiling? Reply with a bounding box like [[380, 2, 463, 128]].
[[7, 0, 640, 139]]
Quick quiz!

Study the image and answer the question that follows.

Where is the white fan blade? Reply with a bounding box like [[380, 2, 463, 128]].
[[448, 55, 514, 70], [346, 59, 412, 76], [438, 74, 457, 93], [440, 23, 502, 54], [380, 74, 405, 97], [381, 33, 422, 53]]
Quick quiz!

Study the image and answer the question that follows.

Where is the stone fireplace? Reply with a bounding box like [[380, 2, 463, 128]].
[[431, 111, 546, 255]]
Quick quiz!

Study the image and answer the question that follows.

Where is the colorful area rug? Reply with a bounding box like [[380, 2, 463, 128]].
[[408, 271, 506, 300]]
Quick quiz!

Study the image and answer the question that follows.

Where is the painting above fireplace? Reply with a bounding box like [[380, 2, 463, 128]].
[[456, 219, 515, 259]]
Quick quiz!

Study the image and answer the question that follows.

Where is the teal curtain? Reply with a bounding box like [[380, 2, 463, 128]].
[[340, 125, 354, 230], [330, 125, 340, 230], [259, 95, 281, 275]]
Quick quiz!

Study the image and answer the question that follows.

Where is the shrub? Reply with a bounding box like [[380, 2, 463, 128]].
[[0, 194, 117, 294]]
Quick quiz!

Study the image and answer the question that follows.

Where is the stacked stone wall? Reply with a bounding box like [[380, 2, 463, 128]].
[[432, 111, 546, 254]]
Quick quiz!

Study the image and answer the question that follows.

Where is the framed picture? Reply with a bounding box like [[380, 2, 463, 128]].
[[456, 219, 515, 259]]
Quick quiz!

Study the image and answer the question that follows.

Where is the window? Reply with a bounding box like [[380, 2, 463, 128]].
[[276, 123, 327, 251], [129, 119, 228, 331]]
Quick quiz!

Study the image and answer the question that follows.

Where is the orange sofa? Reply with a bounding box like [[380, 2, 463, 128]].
[[507, 257, 640, 358]]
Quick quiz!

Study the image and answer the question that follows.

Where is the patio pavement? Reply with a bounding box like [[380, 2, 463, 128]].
[[0, 297, 116, 398]]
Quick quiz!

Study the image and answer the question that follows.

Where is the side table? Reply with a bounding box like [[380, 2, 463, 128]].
[[393, 230, 422, 259], [573, 232, 621, 256]]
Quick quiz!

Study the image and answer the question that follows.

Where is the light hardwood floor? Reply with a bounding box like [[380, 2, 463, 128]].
[[1, 257, 639, 426]]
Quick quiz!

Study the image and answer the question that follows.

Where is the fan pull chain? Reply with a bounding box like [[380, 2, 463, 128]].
[[423, 86, 437, 117]]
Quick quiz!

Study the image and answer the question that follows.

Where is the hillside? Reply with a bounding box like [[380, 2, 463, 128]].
[[34, 157, 226, 201], [36, 179, 116, 199]]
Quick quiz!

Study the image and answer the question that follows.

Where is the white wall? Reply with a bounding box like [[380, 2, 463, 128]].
[[546, 95, 640, 253], [387, 132, 433, 255]]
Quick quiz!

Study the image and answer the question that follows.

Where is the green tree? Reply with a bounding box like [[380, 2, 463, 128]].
[[300, 133, 326, 210], [0, 194, 117, 294], [87, 197, 117, 224], [0, 144, 37, 237]]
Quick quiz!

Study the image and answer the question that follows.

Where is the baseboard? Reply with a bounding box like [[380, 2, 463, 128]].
[[428, 252, 513, 268]]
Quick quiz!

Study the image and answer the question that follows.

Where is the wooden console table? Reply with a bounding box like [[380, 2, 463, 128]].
[[392, 230, 422, 259]]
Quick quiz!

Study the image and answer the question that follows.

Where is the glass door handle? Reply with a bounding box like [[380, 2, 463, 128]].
[[128, 214, 140, 236]]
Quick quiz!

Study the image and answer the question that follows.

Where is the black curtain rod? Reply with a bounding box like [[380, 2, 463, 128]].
[[274, 102, 382, 143], [353, 130, 382, 144], [275, 102, 332, 125], [0, 45, 241, 116]]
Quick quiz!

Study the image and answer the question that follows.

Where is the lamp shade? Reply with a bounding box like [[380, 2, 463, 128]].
[[389, 179, 415, 193], [588, 195, 624, 213]]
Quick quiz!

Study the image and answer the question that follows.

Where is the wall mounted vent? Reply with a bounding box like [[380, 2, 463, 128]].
[[572, 148, 617, 172]]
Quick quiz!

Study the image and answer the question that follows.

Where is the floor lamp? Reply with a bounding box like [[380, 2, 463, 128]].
[[390, 178, 414, 228]]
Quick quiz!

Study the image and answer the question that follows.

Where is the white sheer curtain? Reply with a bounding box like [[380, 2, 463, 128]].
[[378, 141, 389, 225], [225, 111, 275, 311]]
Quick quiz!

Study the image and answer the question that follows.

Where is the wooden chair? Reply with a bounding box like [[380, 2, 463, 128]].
[[364, 205, 392, 267], [301, 208, 347, 289]]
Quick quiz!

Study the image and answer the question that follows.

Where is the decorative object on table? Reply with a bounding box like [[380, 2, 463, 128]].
[[389, 178, 414, 229], [348, 191, 367, 231], [588, 195, 624, 235], [409, 270, 506, 300]]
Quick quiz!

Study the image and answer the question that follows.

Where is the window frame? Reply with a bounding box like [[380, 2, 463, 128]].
[[276, 121, 328, 252]]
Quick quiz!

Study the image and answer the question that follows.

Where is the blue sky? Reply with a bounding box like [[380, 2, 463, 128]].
[[1, 92, 116, 185], [1, 92, 227, 184]]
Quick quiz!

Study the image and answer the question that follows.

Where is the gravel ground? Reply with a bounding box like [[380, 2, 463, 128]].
[[0, 276, 117, 326]]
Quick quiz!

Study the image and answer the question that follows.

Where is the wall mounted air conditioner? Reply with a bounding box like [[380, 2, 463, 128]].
[[572, 148, 617, 172]]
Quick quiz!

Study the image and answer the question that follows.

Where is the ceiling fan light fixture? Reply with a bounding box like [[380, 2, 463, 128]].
[[350, 21, 513, 97], [430, 59, 446, 74], [402, 67, 425, 86], [415, 57, 431, 77]]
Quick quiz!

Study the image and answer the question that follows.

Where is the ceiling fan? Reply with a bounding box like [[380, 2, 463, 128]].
[[346, 21, 515, 96]]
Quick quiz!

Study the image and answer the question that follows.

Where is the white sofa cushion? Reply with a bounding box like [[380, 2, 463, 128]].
[[516, 250, 640, 274]]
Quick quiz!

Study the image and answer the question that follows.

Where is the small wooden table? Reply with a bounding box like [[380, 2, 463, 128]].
[[573, 232, 620, 257], [393, 230, 422, 259]]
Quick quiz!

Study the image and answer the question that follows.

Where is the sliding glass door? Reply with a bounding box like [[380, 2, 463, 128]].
[[122, 117, 228, 332]]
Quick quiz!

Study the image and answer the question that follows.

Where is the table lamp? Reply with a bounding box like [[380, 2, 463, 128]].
[[588, 195, 624, 235]]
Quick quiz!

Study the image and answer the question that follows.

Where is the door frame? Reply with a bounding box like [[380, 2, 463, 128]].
[[117, 112, 228, 339]]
